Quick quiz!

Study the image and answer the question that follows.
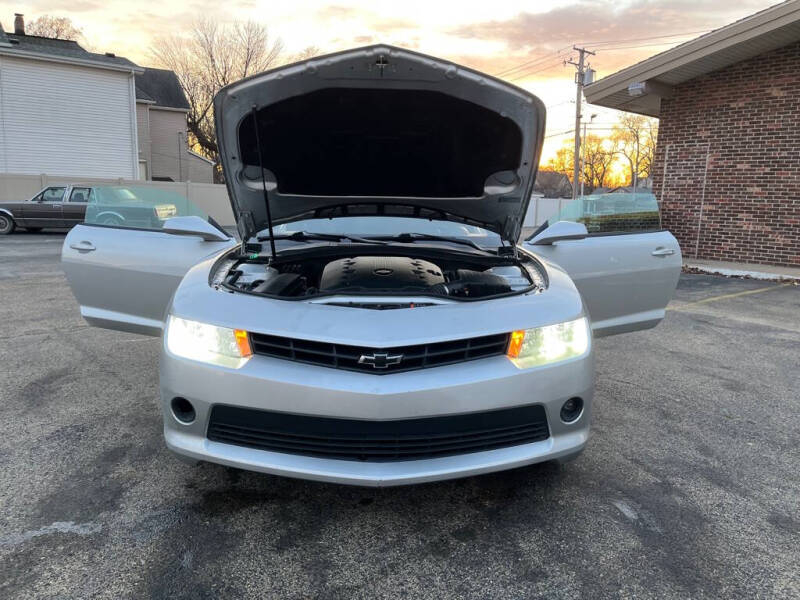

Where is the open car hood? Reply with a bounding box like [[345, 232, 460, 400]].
[[214, 45, 545, 243]]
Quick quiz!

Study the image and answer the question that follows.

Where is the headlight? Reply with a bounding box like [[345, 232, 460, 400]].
[[166, 316, 252, 368], [507, 317, 590, 369]]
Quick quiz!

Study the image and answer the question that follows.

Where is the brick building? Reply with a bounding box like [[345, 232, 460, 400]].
[[585, 1, 800, 267]]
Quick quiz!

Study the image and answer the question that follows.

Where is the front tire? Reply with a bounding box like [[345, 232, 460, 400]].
[[0, 214, 15, 235]]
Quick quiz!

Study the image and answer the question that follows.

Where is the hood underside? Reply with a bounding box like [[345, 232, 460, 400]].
[[214, 45, 545, 242]]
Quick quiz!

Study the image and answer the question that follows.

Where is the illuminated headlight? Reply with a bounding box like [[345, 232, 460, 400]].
[[507, 317, 590, 369], [166, 316, 252, 368]]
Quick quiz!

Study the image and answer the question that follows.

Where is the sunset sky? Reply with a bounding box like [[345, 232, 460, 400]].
[[5, 1, 782, 161]]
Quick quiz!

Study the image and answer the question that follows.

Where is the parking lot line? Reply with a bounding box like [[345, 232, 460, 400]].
[[668, 282, 795, 311]]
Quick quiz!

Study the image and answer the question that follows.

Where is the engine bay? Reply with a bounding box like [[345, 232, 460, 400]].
[[217, 250, 546, 301]]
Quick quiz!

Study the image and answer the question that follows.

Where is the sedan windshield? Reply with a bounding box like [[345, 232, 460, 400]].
[[268, 217, 503, 248]]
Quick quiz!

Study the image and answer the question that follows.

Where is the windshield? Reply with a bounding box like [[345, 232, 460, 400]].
[[268, 217, 503, 247]]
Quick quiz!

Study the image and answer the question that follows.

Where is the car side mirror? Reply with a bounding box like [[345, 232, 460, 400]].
[[527, 221, 588, 245], [162, 216, 231, 242]]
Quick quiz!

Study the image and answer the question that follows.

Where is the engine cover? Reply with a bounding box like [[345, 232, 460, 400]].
[[320, 256, 444, 292]]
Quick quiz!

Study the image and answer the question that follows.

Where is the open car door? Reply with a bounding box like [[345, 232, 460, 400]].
[[62, 186, 236, 336], [524, 192, 681, 337]]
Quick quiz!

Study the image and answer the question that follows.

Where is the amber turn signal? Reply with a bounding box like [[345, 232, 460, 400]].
[[507, 330, 525, 358], [234, 329, 253, 357]]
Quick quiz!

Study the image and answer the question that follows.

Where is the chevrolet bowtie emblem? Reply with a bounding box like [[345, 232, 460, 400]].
[[358, 352, 404, 369]]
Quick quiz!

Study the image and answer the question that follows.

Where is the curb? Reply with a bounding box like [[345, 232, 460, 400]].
[[683, 263, 800, 282]]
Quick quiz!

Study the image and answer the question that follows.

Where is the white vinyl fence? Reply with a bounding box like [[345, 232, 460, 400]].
[[0, 172, 235, 226], [1, 172, 573, 232], [524, 196, 573, 227]]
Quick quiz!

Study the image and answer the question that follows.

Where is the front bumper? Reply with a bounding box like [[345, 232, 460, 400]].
[[159, 346, 594, 487]]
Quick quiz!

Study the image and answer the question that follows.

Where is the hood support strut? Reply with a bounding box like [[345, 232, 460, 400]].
[[250, 105, 277, 259]]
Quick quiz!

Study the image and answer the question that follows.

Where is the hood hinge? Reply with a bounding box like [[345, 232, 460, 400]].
[[237, 211, 256, 244], [501, 215, 521, 247], [498, 244, 518, 258]]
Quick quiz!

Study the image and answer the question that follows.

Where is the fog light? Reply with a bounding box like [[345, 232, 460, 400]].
[[560, 397, 583, 423], [171, 397, 196, 424]]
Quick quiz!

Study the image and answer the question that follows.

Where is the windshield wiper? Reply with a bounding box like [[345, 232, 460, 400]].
[[256, 231, 497, 254], [365, 232, 497, 254], [256, 231, 389, 245]]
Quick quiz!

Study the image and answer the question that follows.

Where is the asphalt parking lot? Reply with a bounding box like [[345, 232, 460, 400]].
[[1, 232, 798, 599]]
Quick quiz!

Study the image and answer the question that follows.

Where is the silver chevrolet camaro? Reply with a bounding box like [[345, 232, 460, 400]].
[[61, 46, 681, 486]]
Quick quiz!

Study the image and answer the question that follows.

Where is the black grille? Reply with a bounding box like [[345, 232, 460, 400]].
[[248, 332, 510, 374], [207, 404, 550, 462]]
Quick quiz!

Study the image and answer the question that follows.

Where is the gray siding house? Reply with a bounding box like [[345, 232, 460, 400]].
[[135, 68, 214, 183]]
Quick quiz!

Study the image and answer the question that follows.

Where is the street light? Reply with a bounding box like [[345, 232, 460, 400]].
[[580, 114, 597, 198]]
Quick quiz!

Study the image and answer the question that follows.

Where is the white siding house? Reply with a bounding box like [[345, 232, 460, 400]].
[[0, 19, 214, 184], [0, 55, 140, 178], [0, 27, 142, 179]]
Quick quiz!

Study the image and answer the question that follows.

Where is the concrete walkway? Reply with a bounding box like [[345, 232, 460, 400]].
[[684, 258, 800, 281]]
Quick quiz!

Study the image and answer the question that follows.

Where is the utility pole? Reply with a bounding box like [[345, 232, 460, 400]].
[[177, 131, 183, 182], [580, 120, 588, 198], [566, 46, 595, 199]]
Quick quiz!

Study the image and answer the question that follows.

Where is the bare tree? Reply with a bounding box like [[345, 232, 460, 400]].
[[612, 114, 658, 187], [640, 118, 658, 182], [151, 19, 284, 180], [26, 15, 83, 40], [547, 136, 620, 194], [290, 46, 322, 62], [545, 145, 575, 184], [581, 134, 619, 192]]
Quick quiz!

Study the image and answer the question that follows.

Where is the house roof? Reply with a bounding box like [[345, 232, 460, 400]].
[[135, 68, 190, 110], [0, 31, 143, 73], [0, 28, 188, 110], [584, 0, 800, 116], [604, 186, 652, 194], [533, 170, 573, 198], [188, 149, 215, 165]]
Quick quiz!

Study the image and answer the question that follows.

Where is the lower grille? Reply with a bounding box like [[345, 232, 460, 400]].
[[207, 404, 550, 462], [248, 332, 510, 374]]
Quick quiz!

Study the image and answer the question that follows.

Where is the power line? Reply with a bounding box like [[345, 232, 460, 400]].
[[496, 29, 709, 76], [497, 28, 711, 80], [575, 29, 711, 46], [494, 48, 570, 77], [494, 46, 570, 76], [545, 129, 575, 139], [544, 126, 624, 139], [546, 100, 574, 109], [508, 38, 700, 83], [507, 59, 567, 82], [507, 37, 692, 82], [588, 40, 702, 52]]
